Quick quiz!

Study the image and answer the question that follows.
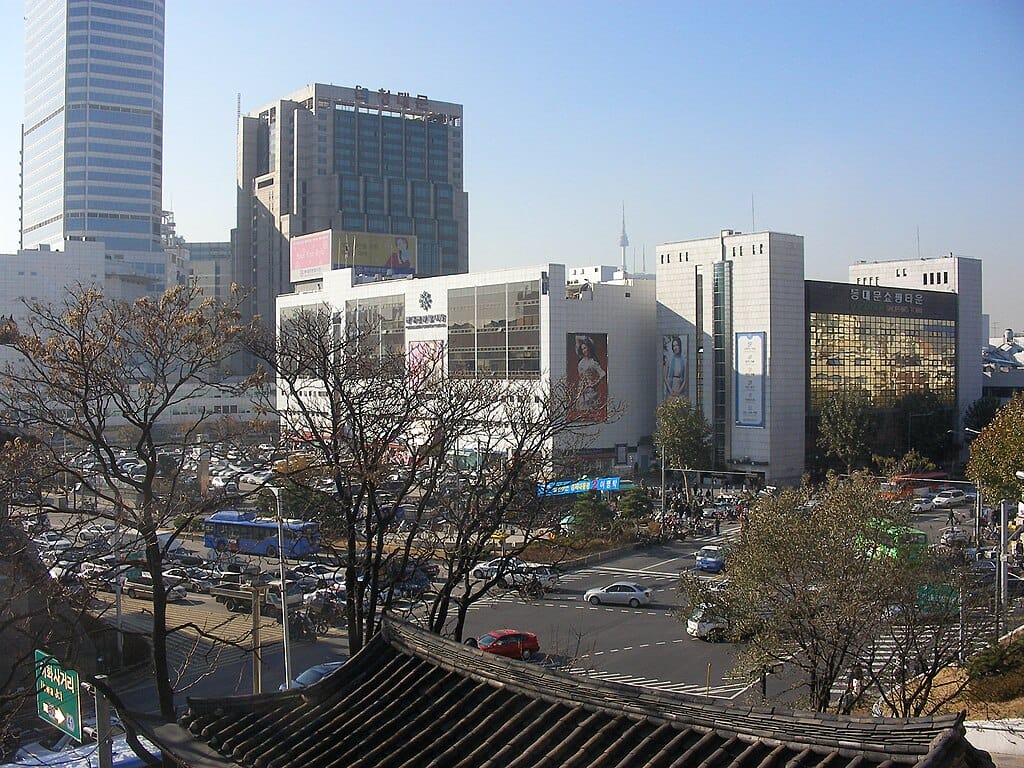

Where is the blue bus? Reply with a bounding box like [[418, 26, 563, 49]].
[[203, 510, 320, 558]]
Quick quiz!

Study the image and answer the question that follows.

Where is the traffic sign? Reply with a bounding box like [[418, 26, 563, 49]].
[[34, 650, 82, 742]]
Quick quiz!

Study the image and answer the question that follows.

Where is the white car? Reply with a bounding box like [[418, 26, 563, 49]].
[[472, 557, 526, 580], [910, 497, 935, 514], [583, 581, 653, 608], [33, 532, 73, 551], [77, 521, 116, 543], [686, 606, 729, 641], [241, 470, 275, 486], [933, 489, 968, 508]]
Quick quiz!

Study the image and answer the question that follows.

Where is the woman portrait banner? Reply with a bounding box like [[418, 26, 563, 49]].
[[661, 334, 688, 400], [566, 333, 608, 422]]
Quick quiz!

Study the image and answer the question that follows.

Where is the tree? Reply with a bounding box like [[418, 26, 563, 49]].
[[873, 449, 936, 479], [571, 492, 614, 534], [653, 398, 710, 501], [680, 473, 977, 714], [894, 389, 954, 464], [964, 396, 1003, 434], [817, 388, 873, 474], [967, 393, 1024, 502], [617, 486, 654, 520], [246, 304, 589, 649], [0, 285, 251, 720]]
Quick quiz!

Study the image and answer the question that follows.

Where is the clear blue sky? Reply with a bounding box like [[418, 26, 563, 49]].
[[0, 1, 1021, 332]]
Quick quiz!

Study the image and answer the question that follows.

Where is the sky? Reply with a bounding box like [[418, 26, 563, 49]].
[[0, 1, 1021, 333]]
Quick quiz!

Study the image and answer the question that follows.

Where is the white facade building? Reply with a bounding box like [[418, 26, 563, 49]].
[[848, 254, 983, 425], [655, 230, 806, 486], [278, 264, 657, 471]]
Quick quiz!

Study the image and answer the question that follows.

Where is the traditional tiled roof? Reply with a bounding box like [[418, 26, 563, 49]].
[[166, 617, 992, 768]]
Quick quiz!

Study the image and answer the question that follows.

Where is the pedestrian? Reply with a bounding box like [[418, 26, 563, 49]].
[[715, 518, 721, 536], [947, 509, 956, 528]]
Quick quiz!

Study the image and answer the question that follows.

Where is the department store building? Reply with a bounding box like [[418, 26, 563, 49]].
[[278, 255, 657, 472]]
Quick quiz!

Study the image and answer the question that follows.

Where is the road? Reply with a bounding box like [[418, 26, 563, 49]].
[[462, 526, 747, 699]]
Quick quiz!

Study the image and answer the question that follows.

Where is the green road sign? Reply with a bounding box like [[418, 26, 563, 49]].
[[34, 650, 82, 742]]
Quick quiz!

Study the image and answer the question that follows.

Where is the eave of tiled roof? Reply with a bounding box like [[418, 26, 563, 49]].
[[164, 616, 992, 768]]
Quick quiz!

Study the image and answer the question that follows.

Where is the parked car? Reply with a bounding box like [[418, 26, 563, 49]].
[[278, 660, 348, 691], [465, 629, 540, 660], [76, 521, 116, 544], [583, 581, 653, 608], [166, 547, 205, 566], [695, 545, 726, 573], [933, 489, 968, 508], [33, 532, 73, 552], [292, 563, 345, 586], [910, 497, 935, 514], [164, 566, 214, 594], [123, 573, 188, 602]]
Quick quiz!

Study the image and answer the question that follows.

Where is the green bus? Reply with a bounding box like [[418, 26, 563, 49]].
[[862, 519, 928, 561]]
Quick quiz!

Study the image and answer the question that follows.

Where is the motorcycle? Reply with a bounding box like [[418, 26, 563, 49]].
[[287, 610, 319, 642], [518, 577, 544, 601]]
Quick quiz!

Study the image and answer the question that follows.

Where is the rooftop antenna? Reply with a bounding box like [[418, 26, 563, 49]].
[[916, 225, 921, 259], [618, 203, 629, 275], [751, 193, 756, 232]]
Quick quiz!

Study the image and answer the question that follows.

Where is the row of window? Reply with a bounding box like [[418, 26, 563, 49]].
[[659, 243, 766, 265]]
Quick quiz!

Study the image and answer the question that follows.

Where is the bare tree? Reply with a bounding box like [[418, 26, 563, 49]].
[[0, 284, 252, 720], [247, 304, 600, 650]]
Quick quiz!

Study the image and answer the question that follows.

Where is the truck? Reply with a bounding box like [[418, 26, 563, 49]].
[[210, 574, 303, 616], [209, 573, 271, 613]]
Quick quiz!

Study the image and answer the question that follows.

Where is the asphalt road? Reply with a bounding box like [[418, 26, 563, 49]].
[[462, 526, 747, 699]]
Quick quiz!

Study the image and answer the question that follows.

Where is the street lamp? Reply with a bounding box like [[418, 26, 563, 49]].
[[267, 486, 293, 690]]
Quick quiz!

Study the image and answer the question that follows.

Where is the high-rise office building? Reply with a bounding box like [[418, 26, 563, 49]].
[[21, 0, 166, 297], [235, 83, 468, 328]]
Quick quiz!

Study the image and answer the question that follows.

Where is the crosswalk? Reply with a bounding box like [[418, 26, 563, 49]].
[[827, 615, 997, 704]]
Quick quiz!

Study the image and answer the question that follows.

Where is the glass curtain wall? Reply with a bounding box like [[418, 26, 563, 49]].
[[447, 281, 540, 379]]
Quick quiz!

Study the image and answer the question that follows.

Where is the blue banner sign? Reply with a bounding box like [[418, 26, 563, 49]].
[[538, 476, 621, 497]]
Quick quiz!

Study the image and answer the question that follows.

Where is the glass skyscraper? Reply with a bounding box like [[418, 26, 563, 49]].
[[21, 0, 165, 291], [236, 83, 468, 333]]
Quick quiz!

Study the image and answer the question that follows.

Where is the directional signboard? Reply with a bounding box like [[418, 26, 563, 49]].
[[34, 650, 82, 742]]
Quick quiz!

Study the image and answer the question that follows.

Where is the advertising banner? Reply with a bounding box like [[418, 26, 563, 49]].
[[537, 476, 621, 497], [661, 334, 688, 401], [333, 232, 417, 275], [289, 229, 333, 283], [567, 333, 608, 422], [735, 332, 766, 427]]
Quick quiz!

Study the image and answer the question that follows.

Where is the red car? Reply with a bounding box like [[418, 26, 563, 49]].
[[466, 629, 540, 660]]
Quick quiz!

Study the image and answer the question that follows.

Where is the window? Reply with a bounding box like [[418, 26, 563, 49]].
[[943, 271, 948, 284]]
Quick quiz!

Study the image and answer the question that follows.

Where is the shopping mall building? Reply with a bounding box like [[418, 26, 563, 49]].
[[279, 227, 982, 487], [279, 232, 658, 473]]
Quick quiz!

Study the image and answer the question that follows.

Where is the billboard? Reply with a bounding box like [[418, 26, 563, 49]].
[[333, 232, 417, 276], [735, 332, 766, 427], [289, 229, 333, 283], [289, 230, 418, 283], [567, 333, 608, 422], [661, 334, 688, 400]]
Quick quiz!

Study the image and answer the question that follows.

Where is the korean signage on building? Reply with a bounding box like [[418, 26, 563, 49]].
[[805, 280, 958, 321], [735, 332, 766, 428]]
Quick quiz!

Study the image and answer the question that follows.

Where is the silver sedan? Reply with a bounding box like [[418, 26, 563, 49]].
[[583, 581, 652, 608]]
